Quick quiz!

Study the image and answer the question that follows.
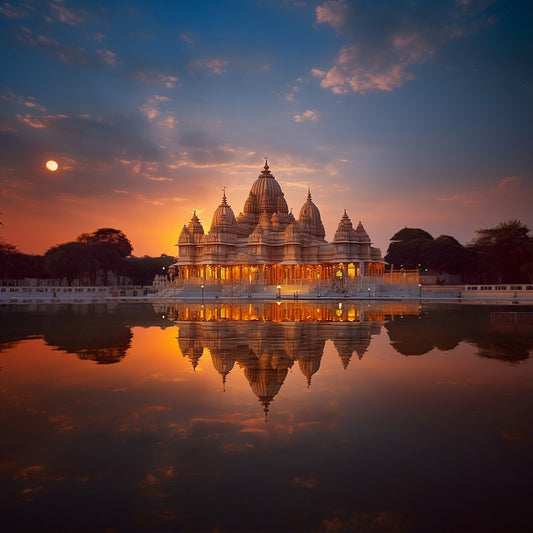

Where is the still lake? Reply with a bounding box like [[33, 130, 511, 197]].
[[1, 301, 532, 533]]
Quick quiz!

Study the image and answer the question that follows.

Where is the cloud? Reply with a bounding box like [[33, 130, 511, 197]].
[[140, 95, 171, 121], [18, 27, 91, 64], [313, 0, 496, 94], [180, 33, 194, 44], [316, 0, 349, 31], [312, 40, 428, 95], [158, 115, 178, 129], [134, 71, 179, 88], [1, 89, 47, 112], [97, 49, 117, 66], [0, 1, 30, 18], [497, 175, 523, 190], [437, 174, 532, 206], [293, 110, 319, 123], [194, 58, 229, 75], [283, 79, 304, 103], [49, 1, 86, 26]]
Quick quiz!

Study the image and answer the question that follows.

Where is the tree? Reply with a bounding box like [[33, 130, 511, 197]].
[[469, 220, 533, 283], [385, 227, 433, 269], [77, 228, 132, 284], [390, 227, 434, 242], [0, 241, 47, 281], [119, 255, 175, 285], [386, 227, 474, 280], [421, 235, 474, 276], [77, 228, 133, 258], [44, 242, 91, 285]]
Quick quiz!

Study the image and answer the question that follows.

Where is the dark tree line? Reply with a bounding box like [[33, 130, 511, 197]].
[[385, 220, 533, 283], [3, 221, 532, 285], [1, 227, 174, 285]]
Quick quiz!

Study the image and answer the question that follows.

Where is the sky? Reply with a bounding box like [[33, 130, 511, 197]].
[[1, 0, 532, 257]]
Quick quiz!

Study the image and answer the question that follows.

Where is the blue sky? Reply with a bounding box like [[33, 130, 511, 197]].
[[1, 0, 531, 256]]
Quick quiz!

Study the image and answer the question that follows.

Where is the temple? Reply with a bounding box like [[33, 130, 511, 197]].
[[170, 161, 385, 291]]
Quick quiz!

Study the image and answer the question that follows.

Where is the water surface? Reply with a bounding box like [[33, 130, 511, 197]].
[[1, 301, 532, 532]]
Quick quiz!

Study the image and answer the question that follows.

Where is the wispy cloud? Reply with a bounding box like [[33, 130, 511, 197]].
[[437, 174, 531, 205], [1, 89, 47, 112], [134, 71, 179, 88], [97, 49, 117, 66], [0, 1, 30, 18], [180, 32, 194, 44], [194, 58, 229, 75], [293, 110, 319, 123], [497, 175, 523, 190], [48, 1, 86, 26], [140, 95, 171, 122]]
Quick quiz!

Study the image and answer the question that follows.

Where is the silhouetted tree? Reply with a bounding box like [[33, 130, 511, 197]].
[[120, 255, 174, 285], [0, 241, 46, 281], [44, 242, 90, 285], [469, 220, 533, 283], [385, 227, 433, 269], [77, 228, 133, 258], [77, 229, 132, 284], [421, 235, 474, 276], [390, 227, 434, 242]]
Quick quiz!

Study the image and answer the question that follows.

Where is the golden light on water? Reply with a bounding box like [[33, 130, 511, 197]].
[[45, 160, 58, 171]]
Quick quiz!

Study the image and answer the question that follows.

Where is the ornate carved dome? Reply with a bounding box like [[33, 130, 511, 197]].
[[334, 210, 357, 242], [210, 190, 236, 231], [354, 221, 371, 243], [246, 160, 288, 215], [298, 189, 326, 239], [187, 211, 204, 236]]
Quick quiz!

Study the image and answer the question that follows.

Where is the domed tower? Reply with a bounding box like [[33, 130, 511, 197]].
[[334, 210, 357, 242], [354, 221, 371, 243], [210, 189, 236, 233], [247, 160, 288, 217], [187, 211, 205, 242], [298, 189, 326, 240]]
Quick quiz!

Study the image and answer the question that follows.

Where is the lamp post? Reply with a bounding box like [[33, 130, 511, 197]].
[[367, 287, 371, 299], [276, 285, 281, 299], [201, 284, 204, 305]]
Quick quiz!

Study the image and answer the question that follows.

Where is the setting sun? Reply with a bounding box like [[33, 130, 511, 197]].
[[45, 160, 58, 171]]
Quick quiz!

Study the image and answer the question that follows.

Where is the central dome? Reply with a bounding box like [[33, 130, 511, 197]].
[[246, 161, 288, 215]]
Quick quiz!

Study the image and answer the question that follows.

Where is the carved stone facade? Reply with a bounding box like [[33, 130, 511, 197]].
[[171, 161, 385, 287]]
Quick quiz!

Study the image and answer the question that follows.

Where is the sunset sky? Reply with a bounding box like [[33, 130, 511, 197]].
[[1, 0, 531, 257]]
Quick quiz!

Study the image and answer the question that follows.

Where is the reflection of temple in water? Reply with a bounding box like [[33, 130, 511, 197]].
[[166, 301, 417, 417]]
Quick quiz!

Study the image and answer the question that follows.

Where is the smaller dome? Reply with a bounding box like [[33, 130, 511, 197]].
[[354, 221, 370, 243], [334, 210, 356, 242], [187, 211, 205, 236], [210, 190, 236, 231], [298, 189, 325, 238]]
